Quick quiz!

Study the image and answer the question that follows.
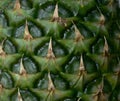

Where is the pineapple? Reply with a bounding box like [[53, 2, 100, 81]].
[[0, 0, 120, 101]]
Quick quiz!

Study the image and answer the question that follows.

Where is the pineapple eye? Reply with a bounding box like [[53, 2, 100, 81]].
[[3, 39, 17, 54], [53, 75, 69, 90], [0, 13, 7, 27], [12, 57, 39, 74], [36, 73, 68, 90], [23, 57, 39, 73], [65, 56, 80, 74], [14, 21, 43, 38], [0, 72, 13, 88], [36, 39, 68, 57], [11, 89, 38, 101], [38, 3, 72, 19], [20, 0, 32, 9]]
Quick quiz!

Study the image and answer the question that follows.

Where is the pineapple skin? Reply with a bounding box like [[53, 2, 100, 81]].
[[0, 0, 120, 101]]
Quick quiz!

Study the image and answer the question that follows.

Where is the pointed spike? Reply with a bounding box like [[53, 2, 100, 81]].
[[103, 36, 109, 55], [97, 77, 104, 93], [49, 38, 52, 51], [0, 39, 6, 57], [92, 65, 107, 100], [93, 77, 105, 100], [100, 14, 105, 25], [25, 20, 29, 36], [19, 58, 26, 75], [14, 0, 21, 10], [51, 4, 67, 26], [24, 20, 33, 41], [0, 46, 5, 56], [100, 14, 105, 22], [96, 6, 105, 25], [17, 88, 23, 101], [53, 4, 59, 18], [74, 24, 84, 42], [48, 72, 55, 91], [78, 55, 86, 76], [79, 55, 85, 71], [47, 38, 55, 59], [94, 77, 104, 99]]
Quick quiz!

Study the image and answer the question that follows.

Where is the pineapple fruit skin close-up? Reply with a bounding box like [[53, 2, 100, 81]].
[[0, 0, 120, 101]]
